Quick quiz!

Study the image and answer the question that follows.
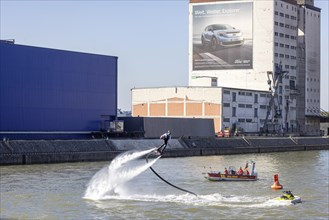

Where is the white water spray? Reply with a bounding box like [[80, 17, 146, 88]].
[[84, 148, 160, 200]]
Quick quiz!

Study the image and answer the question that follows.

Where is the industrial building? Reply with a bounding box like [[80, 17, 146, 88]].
[[131, 0, 322, 136], [132, 86, 273, 134], [0, 41, 118, 140]]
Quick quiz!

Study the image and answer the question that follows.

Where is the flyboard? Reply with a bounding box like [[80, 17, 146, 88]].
[[145, 144, 198, 197]]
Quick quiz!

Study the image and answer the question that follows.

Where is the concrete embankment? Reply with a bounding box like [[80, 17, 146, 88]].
[[0, 137, 328, 165]]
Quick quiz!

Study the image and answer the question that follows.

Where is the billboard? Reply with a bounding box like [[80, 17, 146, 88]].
[[192, 2, 253, 70]]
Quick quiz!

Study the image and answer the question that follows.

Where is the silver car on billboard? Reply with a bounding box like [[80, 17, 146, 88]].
[[201, 24, 244, 50]]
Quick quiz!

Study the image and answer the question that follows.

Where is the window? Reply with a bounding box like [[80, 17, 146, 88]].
[[232, 107, 236, 117], [238, 118, 245, 122], [280, 43, 284, 47], [223, 103, 230, 107], [246, 119, 252, 123], [254, 108, 258, 117], [238, 104, 246, 108], [232, 92, 236, 102], [223, 118, 230, 122], [254, 94, 258, 103], [289, 80, 295, 89], [223, 90, 230, 94], [211, 78, 217, 87], [246, 104, 252, 108], [260, 105, 267, 109], [246, 92, 252, 96], [238, 91, 245, 96]]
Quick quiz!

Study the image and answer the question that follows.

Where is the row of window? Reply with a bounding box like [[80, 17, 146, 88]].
[[229, 107, 259, 118], [307, 78, 320, 82], [274, 22, 297, 30], [238, 91, 252, 96], [274, 42, 297, 50], [275, 11, 297, 20], [223, 90, 253, 96], [225, 101, 297, 110], [306, 109, 320, 113], [274, 60, 296, 70], [307, 99, 320, 103], [307, 88, 320, 93], [223, 118, 255, 123], [224, 103, 255, 108], [274, 53, 297, 60], [274, 32, 297, 40], [260, 93, 271, 98], [275, 2, 297, 12], [306, 11, 320, 18]]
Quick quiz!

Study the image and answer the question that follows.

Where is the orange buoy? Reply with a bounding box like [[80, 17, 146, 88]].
[[271, 174, 283, 189]]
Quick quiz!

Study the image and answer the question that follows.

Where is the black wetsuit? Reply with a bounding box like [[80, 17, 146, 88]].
[[159, 133, 171, 153]]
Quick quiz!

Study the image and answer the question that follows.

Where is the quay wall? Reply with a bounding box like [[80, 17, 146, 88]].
[[1, 137, 328, 165]]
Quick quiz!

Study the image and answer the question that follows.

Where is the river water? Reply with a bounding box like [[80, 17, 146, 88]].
[[1, 150, 328, 220]]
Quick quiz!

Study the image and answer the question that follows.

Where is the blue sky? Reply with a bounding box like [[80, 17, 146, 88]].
[[1, 0, 328, 111]]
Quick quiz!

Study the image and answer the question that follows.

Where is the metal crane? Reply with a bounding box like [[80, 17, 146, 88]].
[[261, 63, 288, 134]]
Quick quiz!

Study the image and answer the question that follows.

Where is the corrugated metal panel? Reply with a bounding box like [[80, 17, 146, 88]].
[[143, 117, 215, 138], [0, 42, 118, 139]]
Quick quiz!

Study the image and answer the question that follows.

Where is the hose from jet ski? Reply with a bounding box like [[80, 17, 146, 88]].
[[145, 147, 198, 197]]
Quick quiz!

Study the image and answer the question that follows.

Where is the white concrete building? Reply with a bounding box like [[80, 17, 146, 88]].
[[296, 1, 321, 135], [188, 0, 321, 135]]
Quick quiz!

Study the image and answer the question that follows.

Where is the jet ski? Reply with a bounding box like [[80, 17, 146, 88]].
[[275, 191, 302, 204]]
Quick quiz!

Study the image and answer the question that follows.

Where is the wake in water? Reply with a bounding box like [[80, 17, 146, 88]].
[[84, 148, 160, 200], [84, 148, 296, 207], [93, 192, 293, 208]]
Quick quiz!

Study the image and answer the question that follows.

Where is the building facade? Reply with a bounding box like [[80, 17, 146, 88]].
[[132, 87, 271, 134], [296, 1, 321, 135], [188, 0, 321, 135], [0, 41, 118, 139]]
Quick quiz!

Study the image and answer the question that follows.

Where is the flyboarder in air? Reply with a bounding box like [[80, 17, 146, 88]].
[[157, 130, 171, 155]]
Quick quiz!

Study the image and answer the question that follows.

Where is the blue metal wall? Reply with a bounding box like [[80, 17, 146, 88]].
[[0, 42, 118, 139]]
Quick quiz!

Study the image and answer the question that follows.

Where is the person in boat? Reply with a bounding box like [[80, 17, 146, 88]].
[[237, 167, 244, 175], [244, 168, 250, 175], [224, 167, 229, 175], [157, 130, 171, 154]]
